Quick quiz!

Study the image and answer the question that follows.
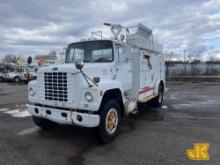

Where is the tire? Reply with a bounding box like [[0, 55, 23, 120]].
[[0, 77, 3, 82], [97, 100, 121, 143], [150, 84, 164, 107], [32, 116, 57, 130], [14, 77, 21, 83]]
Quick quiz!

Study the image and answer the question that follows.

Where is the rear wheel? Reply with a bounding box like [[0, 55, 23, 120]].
[[97, 100, 121, 143], [0, 77, 3, 82], [33, 116, 57, 130], [150, 84, 164, 107]]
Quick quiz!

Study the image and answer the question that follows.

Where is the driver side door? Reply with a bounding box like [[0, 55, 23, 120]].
[[115, 44, 132, 90]]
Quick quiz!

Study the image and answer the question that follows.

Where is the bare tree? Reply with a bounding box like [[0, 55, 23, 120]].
[[206, 57, 218, 76], [164, 51, 173, 77], [3, 54, 19, 63], [183, 49, 187, 75], [187, 50, 202, 76], [179, 49, 189, 76]]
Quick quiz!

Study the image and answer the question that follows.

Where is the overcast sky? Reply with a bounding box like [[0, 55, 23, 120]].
[[0, 0, 220, 60]]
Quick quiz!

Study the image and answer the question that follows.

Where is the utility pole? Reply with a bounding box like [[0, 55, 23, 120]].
[[183, 49, 186, 75]]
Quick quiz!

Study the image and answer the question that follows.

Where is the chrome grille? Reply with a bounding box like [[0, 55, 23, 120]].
[[44, 72, 68, 102]]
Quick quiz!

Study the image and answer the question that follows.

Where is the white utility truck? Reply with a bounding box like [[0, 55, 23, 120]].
[[27, 23, 165, 143], [5, 65, 37, 83], [5, 66, 27, 83], [1, 67, 16, 82]]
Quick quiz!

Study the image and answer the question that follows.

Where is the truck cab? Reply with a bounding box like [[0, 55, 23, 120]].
[[27, 23, 165, 143]]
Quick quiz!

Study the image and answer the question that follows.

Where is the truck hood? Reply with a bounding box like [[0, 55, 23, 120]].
[[38, 63, 116, 80]]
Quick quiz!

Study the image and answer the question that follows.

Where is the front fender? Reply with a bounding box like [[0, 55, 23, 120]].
[[78, 80, 123, 112], [98, 80, 123, 94], [97, 80, 124, 110]]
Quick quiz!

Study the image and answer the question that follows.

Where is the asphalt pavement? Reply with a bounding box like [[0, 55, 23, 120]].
[[0, 81, 220, 165]]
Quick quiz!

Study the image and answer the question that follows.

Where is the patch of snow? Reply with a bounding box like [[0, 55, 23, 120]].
[[0, 108, 9, 112], [5, 109, 20, 114], [5, 109, 31, 118], [162, 105, 168, 109], [12, 110, 31, 118], [18, 127, 39, 135]]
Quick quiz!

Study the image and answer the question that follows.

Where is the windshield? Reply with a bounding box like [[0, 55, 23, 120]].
[[66, 40, 113, 63], [8, 68, 15, 72]]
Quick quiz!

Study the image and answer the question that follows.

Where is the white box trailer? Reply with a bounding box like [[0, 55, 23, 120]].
[[27, 23, 165, 143]]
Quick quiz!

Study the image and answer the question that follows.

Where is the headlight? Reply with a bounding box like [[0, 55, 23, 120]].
[[84, 91, 93, 102], [29, 87, 35, 96]]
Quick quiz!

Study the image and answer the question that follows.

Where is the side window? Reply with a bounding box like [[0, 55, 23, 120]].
[[16, 68, 22, 72], [91, 49, 113, 61], [115, 45, 126, 62], [144, 55, 152, 69]]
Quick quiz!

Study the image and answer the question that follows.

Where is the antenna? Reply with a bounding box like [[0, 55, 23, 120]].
[[103, 22, 124, 40], [91, 31, 103, 39]]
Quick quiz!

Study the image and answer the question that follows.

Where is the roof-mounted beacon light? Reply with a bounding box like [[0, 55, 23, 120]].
[[103, 22, 112, 26]]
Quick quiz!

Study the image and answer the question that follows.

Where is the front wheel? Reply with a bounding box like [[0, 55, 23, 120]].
[[97, 100, 121, 143], [32, 116, 57, 130], [14, 77, 21, 83], [0, 77, 3, 82]]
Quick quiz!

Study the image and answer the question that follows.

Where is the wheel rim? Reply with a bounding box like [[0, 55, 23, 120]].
[[15, 78, 19, 82], [105, 108, 118, 134]]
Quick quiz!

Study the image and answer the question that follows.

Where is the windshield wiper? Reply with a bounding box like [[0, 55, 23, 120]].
[[92, 58, 110, 62]]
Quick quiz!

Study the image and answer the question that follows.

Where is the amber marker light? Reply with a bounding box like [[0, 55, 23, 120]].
[[93, 77, 100, 84]]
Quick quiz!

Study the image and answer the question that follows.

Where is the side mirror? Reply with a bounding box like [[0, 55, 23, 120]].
[[75, 60, 84, 70], [27, 56, 32, 65]]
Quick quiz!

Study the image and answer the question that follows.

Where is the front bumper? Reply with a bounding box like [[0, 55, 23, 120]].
[[27, 104, 100, 128]]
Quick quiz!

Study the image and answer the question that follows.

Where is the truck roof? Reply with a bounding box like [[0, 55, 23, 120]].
[[68, 39, 124, 47], [68, 23, 163, 54]]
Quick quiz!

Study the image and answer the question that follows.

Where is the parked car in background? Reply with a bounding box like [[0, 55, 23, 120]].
[[0, 67, 14, 82], [0, 67, 7, 82], [1, 65, 38, 83], [4, 66, 25, 83]]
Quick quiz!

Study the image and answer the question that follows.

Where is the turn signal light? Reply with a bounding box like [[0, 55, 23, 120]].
[[93, 77, 100, 84]]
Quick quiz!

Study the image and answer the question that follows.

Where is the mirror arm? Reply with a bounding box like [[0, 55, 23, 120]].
[[80, 70, 98, 88], [80, 70, 93, 88]]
